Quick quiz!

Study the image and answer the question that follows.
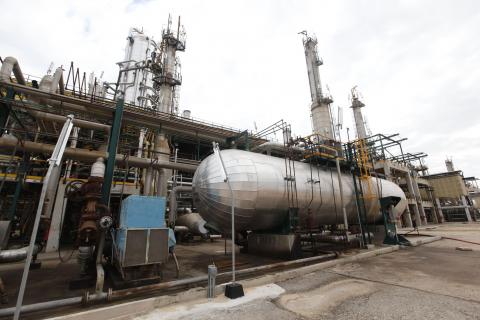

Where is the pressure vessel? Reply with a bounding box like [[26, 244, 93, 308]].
[[192, 149, 406, 233]]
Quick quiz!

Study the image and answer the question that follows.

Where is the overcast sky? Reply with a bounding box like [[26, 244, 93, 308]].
[[1, 0, 479, 178]]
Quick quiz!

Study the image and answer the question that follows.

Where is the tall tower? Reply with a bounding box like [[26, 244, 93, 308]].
[[350, 86, 368, 139], [445, 158, 454, 172], [153, 15, 186, 114], [119, 28, 156, 109], [301, 32, 334, 140]]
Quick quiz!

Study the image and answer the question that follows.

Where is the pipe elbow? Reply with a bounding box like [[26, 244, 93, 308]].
[[0, 56, 26, 85]]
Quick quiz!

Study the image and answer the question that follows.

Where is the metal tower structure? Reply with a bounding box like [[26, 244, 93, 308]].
[[119, 28, 156, 109], [153, 15, 186, 114], [300, 31, 334, 141], [445, 158, 454, 172], [350, 86, 367, 139]]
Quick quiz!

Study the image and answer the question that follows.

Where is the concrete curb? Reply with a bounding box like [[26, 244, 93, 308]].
[[49, 246, 400, 320], [405, 236, 442, 247]]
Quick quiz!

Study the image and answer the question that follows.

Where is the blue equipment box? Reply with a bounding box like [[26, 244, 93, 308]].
[[119, 195, 166, 228], [115, 196, 175, 268]]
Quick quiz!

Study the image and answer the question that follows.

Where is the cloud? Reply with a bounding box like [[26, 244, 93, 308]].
[[1, 0, 478, 177]]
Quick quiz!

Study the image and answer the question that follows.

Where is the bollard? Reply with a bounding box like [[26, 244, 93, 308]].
[[207, 264, 217, 299]]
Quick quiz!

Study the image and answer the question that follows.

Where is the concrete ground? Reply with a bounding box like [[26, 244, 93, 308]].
[[0, 237, 280, 309], [133, 222, 480, 320]]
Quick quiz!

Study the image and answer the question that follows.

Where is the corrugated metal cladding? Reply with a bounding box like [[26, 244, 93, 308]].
[[427, 174, 468, 198]]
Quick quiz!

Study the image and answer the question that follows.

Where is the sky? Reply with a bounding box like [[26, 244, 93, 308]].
[[1, 0, 479, 178]]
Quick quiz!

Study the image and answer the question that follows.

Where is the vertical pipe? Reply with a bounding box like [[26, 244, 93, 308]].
[[101, 98, 125, 206], [64, 127, 80, 178], [144, 166, 153, 195], [42, 164, 62, 218], [154, 133, 170, 197], [335, 155, 349, 233]]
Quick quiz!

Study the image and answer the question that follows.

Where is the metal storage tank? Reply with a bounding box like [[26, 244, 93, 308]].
[[192, 149, 407, 233]]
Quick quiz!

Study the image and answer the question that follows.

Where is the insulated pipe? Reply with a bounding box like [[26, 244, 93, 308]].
[[251, 142, 304, 155], [0, 296, 82, 317], [0, 82, 236, 143], [51, 67, 65, 95], [29, 110, 111, 133], [169, 186, 193, 225], [144, 166, 154, 195], [154, 133, 170, 197], [0, 245, 40, 263], [0, 57, 26, 85], [175, 213, 210, 237], [0, 137, 197, 172]]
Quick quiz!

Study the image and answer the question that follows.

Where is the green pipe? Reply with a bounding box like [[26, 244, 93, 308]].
[[101, 98, 124, 206]]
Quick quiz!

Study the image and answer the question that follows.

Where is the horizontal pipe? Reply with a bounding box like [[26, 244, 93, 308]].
[[29, 110, 110, 132], [175, 213, 209, 237], [251, 142, 304, 154], [0, 82, 238, 143], [0, 296, 82, 317], [106, 252, 336, 300], [0, 253, 336, 316], [0, 245, 40, 263], [173, 226, 189, 233], [0, 137, 197, 172]]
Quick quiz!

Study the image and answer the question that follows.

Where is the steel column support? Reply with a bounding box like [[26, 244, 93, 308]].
[[435, 198, 445, 223], [461, 196, 473, 222], [8, 153, 30, 220], [405, 172, 422, 226], [101, 98, 125, 206], [96, 98, 123, 295], [402, 206, 413, 228]]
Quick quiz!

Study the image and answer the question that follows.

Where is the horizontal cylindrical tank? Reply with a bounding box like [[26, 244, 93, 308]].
[[192, 149, 406, 233]]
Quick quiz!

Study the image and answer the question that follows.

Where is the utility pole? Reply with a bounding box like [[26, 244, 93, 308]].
[[212, 142, 244, 299]]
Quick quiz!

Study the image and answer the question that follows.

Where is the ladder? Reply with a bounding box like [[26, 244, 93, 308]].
[[284, 134, 299, 233], [355, 139, 375, 200], [346, 140, 373, 246]]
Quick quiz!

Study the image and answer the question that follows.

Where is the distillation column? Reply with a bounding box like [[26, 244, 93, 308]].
[[302, 33, 334, 140], [119, 29, 155, 108], [350, 87, 368, 139], [154, 16, 186, 114]]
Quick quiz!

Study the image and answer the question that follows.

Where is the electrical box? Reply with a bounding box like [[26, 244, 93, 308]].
[[114, 196, 175, 279], [116, 228, 169, 267]]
